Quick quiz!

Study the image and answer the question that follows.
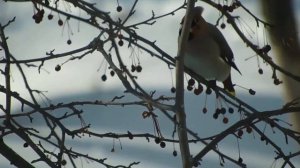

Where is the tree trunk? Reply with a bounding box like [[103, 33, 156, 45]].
[[261, 0, 300, 133]]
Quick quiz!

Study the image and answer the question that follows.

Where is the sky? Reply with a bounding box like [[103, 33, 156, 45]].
[[1, 0, 299, 100], [1, 0, 300, 168]]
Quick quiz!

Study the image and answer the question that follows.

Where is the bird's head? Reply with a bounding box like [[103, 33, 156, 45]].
[[180, 6, 208, 37]]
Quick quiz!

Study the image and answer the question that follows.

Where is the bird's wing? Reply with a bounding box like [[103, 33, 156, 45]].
[[207, 23, 241, 74]]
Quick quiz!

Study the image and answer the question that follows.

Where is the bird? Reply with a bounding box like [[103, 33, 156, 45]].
[[179, 6, 241, 95]]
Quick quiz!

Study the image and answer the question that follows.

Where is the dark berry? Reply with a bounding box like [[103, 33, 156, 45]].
[[223, 5, 229, 11], [215, 108, 221, 114], [258, 68, 263, 74], [238, 157, 243, 163], [213, 112, 219, 119], [48, 14, 53, 20], [263, 44, 271, 53], [237, 130, 243, 137], [202, 107, 207, 114], [198, 83, 203, 89], [58, 19, 63, 26], [187, 85, 193, 91], [228, 107, 234, 113], [260, 136, 265, 141], [235, 1, 241, 7], [131, 65, 136, 72], [269, 120, 275, 127], [226, 18, 231, 24], [274, 78, 281, 85], [223, 117, 229, 124], [61, 160, 67, 166], [110, 70, 115, 76], [136, 65, 142, 72], [35, 18, 41, 24], [101, 74, 107, 81], [173, 150, 177, 157], [32, 13, 37, 20], [194, 88, 202, 95], [67, 39, 72, 45], [220, 23, 226, 29], [116, 6, 122, 12], [55, 65, 61, 71], [118, 40, 124, 46], [154, 137, 160, 144], [188, 78, 195, 86], [246, 126, 252, 133], [33, 12, 43, 23], [249, 89, 256, 95], [160, 141, 166, 148], [228, 6, 234, 12], [206, 87, 212, 95], [171, 87, 176, 93], [23, 143, 29, 148], [40, 9, 45, 15], [220, 107, 226, 114]]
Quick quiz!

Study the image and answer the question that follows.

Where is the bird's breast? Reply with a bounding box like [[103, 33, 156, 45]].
[[184, 36, 231, 81]]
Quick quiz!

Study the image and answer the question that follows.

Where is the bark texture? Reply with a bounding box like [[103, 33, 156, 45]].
[[261, 0, 300, 133]]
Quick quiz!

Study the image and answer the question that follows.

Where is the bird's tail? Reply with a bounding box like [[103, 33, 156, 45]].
[[223, 75, 235, 96]]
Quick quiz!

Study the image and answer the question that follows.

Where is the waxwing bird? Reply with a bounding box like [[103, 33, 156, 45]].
[[179, 6, 241, 95]]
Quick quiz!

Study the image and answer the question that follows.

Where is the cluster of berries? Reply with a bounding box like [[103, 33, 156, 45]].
[[32, 9, 45, 24], [187, 78, 204, 95], [216, 1, 241, 13], [101, 70, 115, 82]]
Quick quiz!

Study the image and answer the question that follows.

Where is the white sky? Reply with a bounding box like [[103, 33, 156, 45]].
[[1, 0, 298, 102]]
